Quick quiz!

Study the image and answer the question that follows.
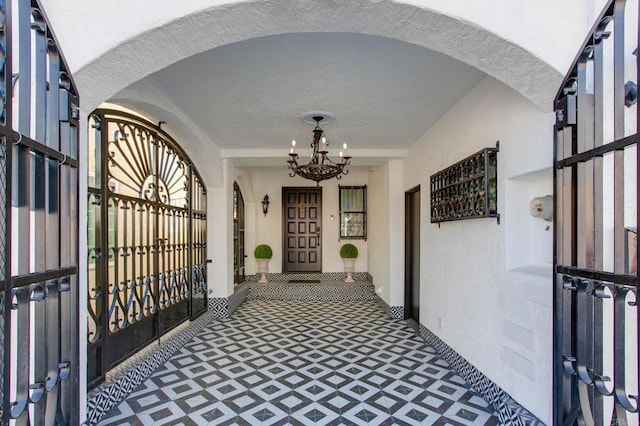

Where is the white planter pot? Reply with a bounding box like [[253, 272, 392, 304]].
[[257, 258, 270, 283], [342, 258, 356, 282]]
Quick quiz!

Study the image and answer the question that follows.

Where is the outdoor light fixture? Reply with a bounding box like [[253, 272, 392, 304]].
[[529, 195, 553, 221], [287, 114, 351, 185], [261, 195, 270, 216]]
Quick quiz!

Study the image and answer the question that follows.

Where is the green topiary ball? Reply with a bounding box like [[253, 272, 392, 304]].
[[254, 244, 273, 259], [340, 243, 358, 258]]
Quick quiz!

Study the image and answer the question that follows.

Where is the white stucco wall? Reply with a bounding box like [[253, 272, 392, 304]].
[[41, 0, 596, 77], [367, 160, 405, 306], [208, 160, 235, 297], [39, 0, 602, 112], [387, 160, 406, 307], [231, 167, 370, 277], [403, 76, 554, 423], [367, 163, 391, 300]]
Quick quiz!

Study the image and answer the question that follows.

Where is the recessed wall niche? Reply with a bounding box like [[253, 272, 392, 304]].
[[505, 168, 553, 277]]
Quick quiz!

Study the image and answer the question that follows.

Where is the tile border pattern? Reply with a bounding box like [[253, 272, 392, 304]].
[[229, 284, 250, 315], [375, 294, 405, 319], [85, 310, 215, 425], [207, 297, 228, 318], [244, 271, 369, 282], [247, 283, 377, 301], [103, 320, 190, 382], [209, 282, 375, 317], [417, 323, 544, 426]]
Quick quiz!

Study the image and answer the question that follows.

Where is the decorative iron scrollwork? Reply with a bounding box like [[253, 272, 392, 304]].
[[430, 142, 499, 224], [560, 274, 639, 422], [88, 109, 208, 388]]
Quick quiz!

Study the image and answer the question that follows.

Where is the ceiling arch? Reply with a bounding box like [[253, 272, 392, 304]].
[[73, 0, 562, 112]]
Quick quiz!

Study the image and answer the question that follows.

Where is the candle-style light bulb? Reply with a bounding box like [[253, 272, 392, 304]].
[[320, 136, 327, 152], [339, 150, 344, 163], [342, 143, 349, 157], [291, 139, 296, 154]]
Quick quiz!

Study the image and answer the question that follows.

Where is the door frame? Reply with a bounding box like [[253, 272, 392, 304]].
[[282, 186, 323, 273], [404, 185, 421, 324]]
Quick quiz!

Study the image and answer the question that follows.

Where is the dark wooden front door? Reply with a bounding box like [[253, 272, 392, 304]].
[[283, 187, 322, 272]]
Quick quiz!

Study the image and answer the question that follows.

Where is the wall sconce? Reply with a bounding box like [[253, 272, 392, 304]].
[[261, 195, 270, 216], [529, 195, 553, 221]]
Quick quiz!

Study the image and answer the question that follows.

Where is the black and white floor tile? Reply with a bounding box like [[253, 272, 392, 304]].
[[99, 301, 499, 425], [247, 283, 377, 302], [245, 272, 370, 283]]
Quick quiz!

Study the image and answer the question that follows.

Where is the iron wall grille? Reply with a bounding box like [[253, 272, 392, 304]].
[[553, 0, 639, 424], [430, 143, 499, 224], [0, 0, 81, 423], [87, 109, 208, 387]]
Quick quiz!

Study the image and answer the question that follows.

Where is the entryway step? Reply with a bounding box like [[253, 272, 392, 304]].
[[246, 281, 376, 301]]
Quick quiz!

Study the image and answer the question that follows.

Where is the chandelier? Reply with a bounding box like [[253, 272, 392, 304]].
[[287, 115, 352, 185]]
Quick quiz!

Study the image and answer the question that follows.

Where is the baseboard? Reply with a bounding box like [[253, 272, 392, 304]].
[[417, 324, 544, 425], [375, 294, 404, 319], [85, 311, 215, 424]]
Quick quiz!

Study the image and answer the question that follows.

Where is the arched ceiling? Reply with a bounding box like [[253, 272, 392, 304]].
[[41, 0, 577, 183], [112, 33, 485, 167]]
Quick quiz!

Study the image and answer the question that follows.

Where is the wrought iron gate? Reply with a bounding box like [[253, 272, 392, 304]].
[[87, 110, 207, 387], [0, 0, 80, 423], [554, 0, 639, 424], [233, 182, 245, 284]]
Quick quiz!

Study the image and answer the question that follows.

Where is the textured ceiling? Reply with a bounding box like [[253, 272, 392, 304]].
[[113, 32, 485, 165]]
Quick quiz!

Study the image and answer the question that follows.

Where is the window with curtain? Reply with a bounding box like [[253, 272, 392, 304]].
[[339, 185, 367, 240]]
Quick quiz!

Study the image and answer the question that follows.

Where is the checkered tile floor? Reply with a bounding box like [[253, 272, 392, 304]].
[[99, 301, 499, 425]]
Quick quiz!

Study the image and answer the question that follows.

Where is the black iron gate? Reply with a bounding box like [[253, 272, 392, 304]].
[[554, 0, 639, 424], [87, 110, 207, 387], [233, 182, 245, 284], [0, 0, 80, 423]]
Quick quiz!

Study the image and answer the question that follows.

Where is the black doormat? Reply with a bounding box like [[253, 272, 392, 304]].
[[288, 280, 321, 283]]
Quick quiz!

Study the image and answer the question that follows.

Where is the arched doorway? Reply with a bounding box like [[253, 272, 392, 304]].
[[233, 182, 245, 284], [87, 109, 208, 386]]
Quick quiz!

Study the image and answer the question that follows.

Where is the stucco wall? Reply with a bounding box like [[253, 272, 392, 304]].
[[209, 160, 235, 297], [366, 163, 390, 300], [367, 160, 405, 307], [41, 0, 599, 113], [402, 76, 554, 423], [41, 0, 595, 75]]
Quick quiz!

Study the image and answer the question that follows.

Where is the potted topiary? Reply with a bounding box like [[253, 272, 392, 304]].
[[254, 244, 273, 283], [340, 243, 358, 283]]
